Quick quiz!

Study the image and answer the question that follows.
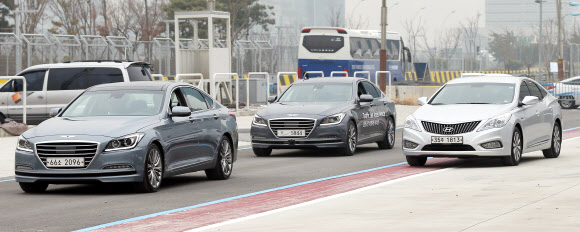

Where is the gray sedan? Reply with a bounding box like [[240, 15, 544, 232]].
[[15, 82, 238, 193], [251, 77, 396, 156]]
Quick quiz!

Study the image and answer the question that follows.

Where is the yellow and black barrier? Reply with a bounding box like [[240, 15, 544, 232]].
[[278, 74, 297, 86], [403, 70, 546, 84]]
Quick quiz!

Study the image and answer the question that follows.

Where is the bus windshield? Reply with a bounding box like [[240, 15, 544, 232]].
[[302, 35, 344, 53]]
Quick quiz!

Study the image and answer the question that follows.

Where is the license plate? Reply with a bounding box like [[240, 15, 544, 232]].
[[277, 130, 305, 137], [431, 136, 463, 144], [46, 157, 85, 167]]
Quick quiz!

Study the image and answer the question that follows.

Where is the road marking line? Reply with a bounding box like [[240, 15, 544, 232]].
[[187, 168, 453, 232]]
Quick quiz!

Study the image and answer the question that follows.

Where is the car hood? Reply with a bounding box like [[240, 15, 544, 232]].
[[412, 104, 515, 123], [23, 116, 161, 139], [257, 102, 352, 118]]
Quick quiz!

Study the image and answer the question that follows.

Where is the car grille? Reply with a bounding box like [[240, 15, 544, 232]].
[[35, 142, 99, 169], [421, 121, 481, 135], [269, 119, 316, 138], [422, 144, 476, 151]]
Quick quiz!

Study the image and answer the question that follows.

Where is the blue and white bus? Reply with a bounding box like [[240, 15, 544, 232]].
[[298, 27, 412, 82]]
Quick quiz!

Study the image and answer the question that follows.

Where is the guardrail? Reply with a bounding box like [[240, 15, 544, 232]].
[[276, 72, 298, 98], [303, 71, 324, 78], [330, 71, 348, 77], [176, 73, 204, 89], [375, 71, 392, 99], [151, 74, 165, 81], [0, 76, 27, 124], [353, 71, 371, 79]]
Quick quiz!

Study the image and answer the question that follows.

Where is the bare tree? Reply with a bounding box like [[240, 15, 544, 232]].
[[15, 0, 50, 34], [402, 17, 425, 61], [461, 14, 481, 59], [345, 12, 368, 30], [327, 4, 343, 27]]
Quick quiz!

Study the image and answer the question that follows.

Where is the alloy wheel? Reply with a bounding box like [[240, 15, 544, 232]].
[[512, 131, 522, 162], [388, 119, 395, 146], [554, 124, 561, 154], [348, 124, 357, 152], [220, 140, 233, 176], [147, 148, 162, 189]]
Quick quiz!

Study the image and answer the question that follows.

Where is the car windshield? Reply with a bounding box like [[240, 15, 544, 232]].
[[429, 83, 515, 105], [278, 83, 353, 103], [61, 90, 164, 117]]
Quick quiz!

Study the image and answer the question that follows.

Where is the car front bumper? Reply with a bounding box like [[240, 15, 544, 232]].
[[15, 145, 147, 184], [402, 126, 512, 157], [251, 122, 347, 149]]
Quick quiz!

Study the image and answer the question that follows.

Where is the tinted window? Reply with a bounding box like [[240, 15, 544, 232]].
[[170, 89, 186, 109], [362, 82, 379, 98], [202, 94, 214, 108], [386, 40, 400, 60], [526, 81, 544, 100], [47, 68, 124, 91], [430, 83, 515, 105], [181, 88, 209, 112], [303, 35, 344, 53], [0, 81, 13, 92], [13, 71, 46, 92], [127, 65, 152, 81], [279, 83, 353, 102], [519, 81, 531, 102]]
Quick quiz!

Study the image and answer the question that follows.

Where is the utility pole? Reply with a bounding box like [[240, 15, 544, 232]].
[[145, 0, 150, 62], [557, 0, 564, 80], [379, 0, 387, 92], [536, 0, 543, 73]]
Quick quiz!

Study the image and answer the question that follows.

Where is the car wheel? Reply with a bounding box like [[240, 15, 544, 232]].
[[340, 121, 357, 156], [0, 113, 5, 124], [253, 148, 272, 157], [543, 122, 562, 158], [206, 137, 233, 180], [377, 117, 395, 149], [19, 182, 49, 193], [406, 156, 427, 167], [135, 144, 163, 193], [559, 96, 578, 109], [502, 127, 522, 166]]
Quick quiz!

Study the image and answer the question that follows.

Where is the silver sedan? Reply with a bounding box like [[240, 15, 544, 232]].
[[403, 76, 562, 166]]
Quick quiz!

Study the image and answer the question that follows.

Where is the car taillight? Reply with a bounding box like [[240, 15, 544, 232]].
[[337, 29, 347, 34], [229, 112, 236, 121], [298, 68, 302, 79], [302, 29, 311, 33], [343, 69, 349, 77]]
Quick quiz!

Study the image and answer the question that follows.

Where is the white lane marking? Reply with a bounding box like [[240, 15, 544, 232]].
[[187, 168, 453, 232]]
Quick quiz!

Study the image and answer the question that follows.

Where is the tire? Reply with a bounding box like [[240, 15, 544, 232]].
[[134, 144, 163, 193], [19, 182, 49, 193], [543, 122, 562, 158], [0, 113, 5, 124], [502, 127, 523, 166], [206, 137, 234, 180], [377, 117, 395, 149], [559, 96, 578, 109], [340, 121, 357, 156], [253, 148, 272, 157], [406, 156, 427, 167]]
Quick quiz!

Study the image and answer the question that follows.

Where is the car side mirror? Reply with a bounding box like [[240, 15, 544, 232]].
[[521, 96, 539, 106], [49, 108, 62, 117], [268, 95, 277, 103], [359, 94, 374, 103], [417, 97, 428, 106], [170, 106, 191, 117]]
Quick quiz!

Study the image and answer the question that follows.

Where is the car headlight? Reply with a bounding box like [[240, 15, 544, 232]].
[[105, 133, 145, 151], [253, 116, 267, 126], [321, 113, 345, 125], [477, 113, 512, 132], [404, 116, 422, 132], [16, 136, 33, 152]]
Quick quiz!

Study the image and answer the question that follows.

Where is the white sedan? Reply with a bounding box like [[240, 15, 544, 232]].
[[550, 76, 580, 109], [403, 76, 562, 166]]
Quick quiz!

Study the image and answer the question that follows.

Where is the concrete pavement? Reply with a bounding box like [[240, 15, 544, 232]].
[[203, 137, 580, 232]]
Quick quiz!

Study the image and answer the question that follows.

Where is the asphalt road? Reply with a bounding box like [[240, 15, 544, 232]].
[[1, 109, 579, 232]]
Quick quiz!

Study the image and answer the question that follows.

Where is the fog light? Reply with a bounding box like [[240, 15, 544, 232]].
[[15, 164, 34, 170], [403, 140, 419, 149], [102, 164, 134, 170], [481, 141, 503, 149]]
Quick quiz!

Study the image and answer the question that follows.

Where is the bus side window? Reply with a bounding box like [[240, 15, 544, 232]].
[[371, 39, 381, 59], [350, 38, 359, 57], [363, 39, 373, 59]]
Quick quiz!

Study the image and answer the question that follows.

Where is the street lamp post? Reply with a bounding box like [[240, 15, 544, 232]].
[[557, 0, 564, 80], [379, 0, 387, 92], [536, 0, 543, 73]]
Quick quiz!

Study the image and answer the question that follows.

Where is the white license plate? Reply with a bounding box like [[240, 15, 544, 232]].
[[431, 136, 463, 144], [277, 130, 305, 137], [46, 157, 85, 167]]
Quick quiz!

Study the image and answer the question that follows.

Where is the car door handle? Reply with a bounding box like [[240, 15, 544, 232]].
[[188, 117, 197, 123], [37, 95, 44, 99], [213, 114, 219, 120]]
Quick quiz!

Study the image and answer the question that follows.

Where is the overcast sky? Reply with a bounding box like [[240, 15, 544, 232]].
[[345, 0, 486, 36]]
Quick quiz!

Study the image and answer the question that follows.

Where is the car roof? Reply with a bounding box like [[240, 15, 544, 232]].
[[87, 81, 186, 91], [21, 61, 148, 72], [293, 77, 367, 84], [446, 75, 525, 84]]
